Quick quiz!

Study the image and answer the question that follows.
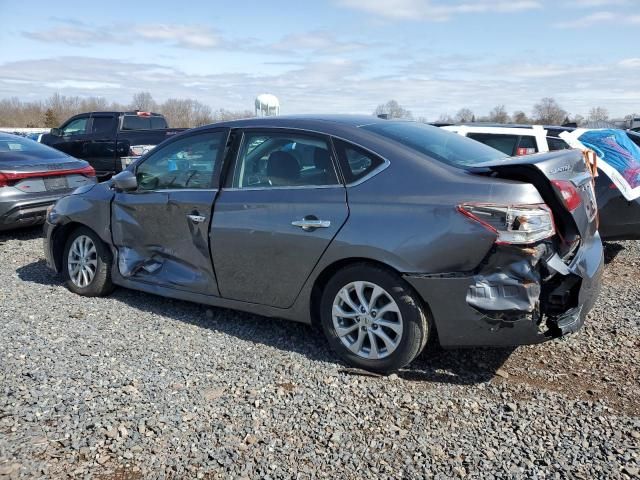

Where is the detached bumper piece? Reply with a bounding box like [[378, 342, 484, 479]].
[[405, 237, 603, 347]]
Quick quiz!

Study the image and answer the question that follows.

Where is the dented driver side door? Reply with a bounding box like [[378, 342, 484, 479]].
[[111, 129, 229, 295]]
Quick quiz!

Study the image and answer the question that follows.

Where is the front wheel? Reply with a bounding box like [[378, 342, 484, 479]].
[[62, 226, 114, 297], [320, 264, 430, 373]]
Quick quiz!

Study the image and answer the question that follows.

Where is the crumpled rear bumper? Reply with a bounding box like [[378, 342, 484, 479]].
[[404, 234, 603, 347]]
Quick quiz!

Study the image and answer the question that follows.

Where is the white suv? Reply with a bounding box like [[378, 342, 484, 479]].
[[442, 124, 572, 156]]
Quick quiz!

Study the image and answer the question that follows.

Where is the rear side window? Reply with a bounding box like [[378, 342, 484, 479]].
[[547, 137, 571, 151], [467, 133, 519, 156], [232, 132, 339, 188], [333, 139, 384, 183], [90, 116, 115, 134], [362, 122, 506, 168], [122, 115, 168, 130]]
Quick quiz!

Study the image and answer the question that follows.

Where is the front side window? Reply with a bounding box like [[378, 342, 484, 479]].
[[61, 117, 88, 136], [232, 132, 339, 188], [362, 122, 507, 167], [135, 131, 226, 191]]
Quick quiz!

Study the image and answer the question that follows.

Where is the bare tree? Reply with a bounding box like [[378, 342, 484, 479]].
[[488, 105, 510, 124], [512, 111, 530, 124], [572, 114, 585, 126], [130, 92, 157, 112], [436, 113, 454, 124], [373, 100, 413, 120], [588, 106, 609, 122], [43, 109, 59, 128], [532, 97, 568, 125], [454, 108, 474, 123]]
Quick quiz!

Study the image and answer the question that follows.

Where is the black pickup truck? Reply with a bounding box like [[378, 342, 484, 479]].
[[40, 111, 186, 179]]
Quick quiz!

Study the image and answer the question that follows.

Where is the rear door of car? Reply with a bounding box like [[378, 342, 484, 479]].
[[85, 114, 118, 177], [210, 128, 349, 308]]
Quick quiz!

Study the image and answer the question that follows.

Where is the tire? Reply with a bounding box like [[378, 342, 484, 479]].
[[320, 263, 430, 373], [62, 226, 114, 297]]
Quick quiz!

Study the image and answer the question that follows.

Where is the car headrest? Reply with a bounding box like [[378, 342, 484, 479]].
[[266, 151, 300, 184], [313, 148, 330, 171]]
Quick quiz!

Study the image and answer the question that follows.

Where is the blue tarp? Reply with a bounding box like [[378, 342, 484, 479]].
[[578, 129, 640, 190]]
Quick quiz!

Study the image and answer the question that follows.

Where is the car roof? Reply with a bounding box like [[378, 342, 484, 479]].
[[187, 114, 406, 137]]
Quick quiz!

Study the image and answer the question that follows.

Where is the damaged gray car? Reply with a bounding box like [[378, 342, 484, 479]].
[[43, 116, 604, 372]]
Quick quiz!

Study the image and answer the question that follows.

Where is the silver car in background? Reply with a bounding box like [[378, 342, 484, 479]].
[[0, 133, 96, 231], [43, 116, 603, 372]]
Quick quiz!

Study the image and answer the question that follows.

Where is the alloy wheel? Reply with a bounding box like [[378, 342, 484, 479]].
[[67, 235, 98, 288], [332, 281, 403, 360]]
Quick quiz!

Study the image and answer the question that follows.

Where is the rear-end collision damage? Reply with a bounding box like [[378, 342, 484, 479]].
[[405, 149, 603, 347]]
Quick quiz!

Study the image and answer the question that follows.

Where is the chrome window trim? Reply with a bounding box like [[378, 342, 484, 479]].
[[222, 184, 343, 192]]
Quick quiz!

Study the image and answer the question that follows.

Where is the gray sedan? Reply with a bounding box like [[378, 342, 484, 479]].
[[0, 133, 96, 231], [43, 116, 603, 372]]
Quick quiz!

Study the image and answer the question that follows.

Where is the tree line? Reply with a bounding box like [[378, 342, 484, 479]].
[[374, 98, 638, 127], [0, 92, 254, 128]]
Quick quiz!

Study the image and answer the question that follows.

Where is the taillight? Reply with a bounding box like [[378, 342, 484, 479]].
[[551, 180, 582, 212], [457, 203, 556, 245], [516, 147, 536, 156], [0, 165, 96, 187], [78, 165, 96, 177]]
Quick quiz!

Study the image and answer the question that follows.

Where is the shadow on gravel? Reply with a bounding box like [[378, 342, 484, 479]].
[[16, 258, 512, 385], [603, 242, 625, 264], [16, 259, 60, 286], [0, 225, 44, 244]]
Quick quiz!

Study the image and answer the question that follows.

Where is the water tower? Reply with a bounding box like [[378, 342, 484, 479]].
[[255, 94, 280, 117]]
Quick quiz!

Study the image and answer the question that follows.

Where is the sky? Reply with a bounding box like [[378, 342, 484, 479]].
[[0, 0, 638, 120]]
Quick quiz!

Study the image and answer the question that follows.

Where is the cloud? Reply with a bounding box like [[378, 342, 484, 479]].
[[23, 23, 221, 50], [554, 11, 640, 28], [131, 24, 220, 49], [335, 0, 541, 21]]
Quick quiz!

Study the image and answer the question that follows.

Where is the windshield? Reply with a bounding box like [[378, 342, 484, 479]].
[[0, 134, 67, 161], [362, 122, 508, 167]]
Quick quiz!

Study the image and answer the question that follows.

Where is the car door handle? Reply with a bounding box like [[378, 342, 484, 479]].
[[187, 214, 207, 224], [291, 218, 331, 231]]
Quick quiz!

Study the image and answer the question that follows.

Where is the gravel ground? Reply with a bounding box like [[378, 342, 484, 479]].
[[0, 227, 638, 479]]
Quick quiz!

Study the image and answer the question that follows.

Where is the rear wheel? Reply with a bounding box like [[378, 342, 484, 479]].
[[62, 226, 114, 296], [320, 264, 430, 373]]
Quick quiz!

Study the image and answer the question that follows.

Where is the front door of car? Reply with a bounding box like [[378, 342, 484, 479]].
[[111, 129, 229, 296], [211, 129, 349, 308], [55, 115, 91, 159]]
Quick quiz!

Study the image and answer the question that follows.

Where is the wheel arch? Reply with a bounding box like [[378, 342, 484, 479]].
[[50, 222, 96, 272], [309, 257, 434, 331]]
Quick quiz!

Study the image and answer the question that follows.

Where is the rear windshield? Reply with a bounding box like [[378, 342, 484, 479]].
[[362, 122, 507, 167], [0, 135, 66, 161], [121, 115, 168, 131]]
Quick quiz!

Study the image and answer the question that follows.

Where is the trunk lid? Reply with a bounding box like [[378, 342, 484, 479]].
[[469, 149, 598, 243]]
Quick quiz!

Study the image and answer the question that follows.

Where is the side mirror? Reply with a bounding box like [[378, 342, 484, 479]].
[[112, 170, 138, 192], [50, 127, 62, 136]]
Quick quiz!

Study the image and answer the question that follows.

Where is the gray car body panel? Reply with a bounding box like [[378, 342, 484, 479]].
[[44, 115, 604, 348], [0, 133, 95, 230]]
